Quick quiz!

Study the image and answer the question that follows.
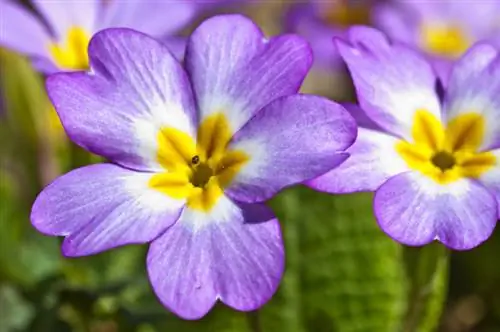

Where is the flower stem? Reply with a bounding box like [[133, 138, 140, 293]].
[[402, 243, 449, 332]]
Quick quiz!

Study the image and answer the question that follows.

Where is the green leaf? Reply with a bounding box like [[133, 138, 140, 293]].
[[262, 187, 407, 332], [260, 187, 447, 332]]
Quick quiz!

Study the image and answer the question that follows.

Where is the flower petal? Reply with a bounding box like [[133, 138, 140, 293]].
[[284, 3, 344, 69], [374, 171, 497, 250], [100, 1, 196, 37], [336, 26, 441, 140], [0, 1, 52, 59], [31, 164, 184, 257], [163, 37, 188, 61], [33, 0, 99, 40], [445, 43, 500, 151], [147, 197, 283, 319], [226, 95, 356, 203], [372, 3, 417, 46], [46, 28, 197, 172], [185, 14, 312, 132], [307, 127, 408, 193], [479, 148, 500, 218], [341, 103, 383, 131]]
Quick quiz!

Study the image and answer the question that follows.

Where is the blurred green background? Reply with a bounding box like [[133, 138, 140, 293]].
[[1, 1, 500, 331]]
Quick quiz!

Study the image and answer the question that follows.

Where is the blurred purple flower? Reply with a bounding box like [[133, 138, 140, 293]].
[[374, 0, 500, 81], [308, 27, 500, 250], [30, 15, 356, 319], [0, 0, 199, 73], [284, 0, 376, 70]]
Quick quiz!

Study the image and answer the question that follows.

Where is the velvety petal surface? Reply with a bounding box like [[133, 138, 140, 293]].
[[186, 14, 312, 132], [46, 28, 197, 172], [33, 0, 99, 40], [445, 43, 500, 151], [147, 196, 283, 319], [31, 164, 185, 257], [0, 1, 52, 58], [307, 126, 408, 193], [374, 171, 497, 250], [479, 149, 500, 218], [336, 26, 441, 140], [100, 1, 195, 37], [227, 95, 356, 203]]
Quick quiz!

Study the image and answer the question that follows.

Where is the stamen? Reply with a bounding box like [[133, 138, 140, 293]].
[[431, 151, 456, 172]]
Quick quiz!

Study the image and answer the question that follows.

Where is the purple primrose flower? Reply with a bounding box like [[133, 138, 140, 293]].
[[308, 27, 500, 251], [0, 0, 197, 72], [30, 15, 357, 319], [374, 0, 500, 81]]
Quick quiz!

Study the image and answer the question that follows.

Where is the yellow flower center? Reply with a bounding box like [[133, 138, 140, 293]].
[[420, 24, 470, 58], [323, 1, 371, 27], [396, 110, 496, 184], [149, 113, 249, 212], [49, 26, 90, 70]]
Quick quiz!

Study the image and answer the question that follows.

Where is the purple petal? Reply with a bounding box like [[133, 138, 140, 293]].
[[284, 3, 345, 69], [33, 0, 99, 40], [31, 164, 185, 257], [341, 103, 383, 131], [46, 28, 197, 172], [429, 56, 454, 87], [445, 43, 500, 151], [31, 57, 59, 74], [185, 14, 312, 132], [162, 36, 188, 61], [407, 2, 500, 43], [479, 149, 500, 218], [227, 95, 356, 203], [0, 1, 52, 59], [147, 197, 283, 319], [372, 3, 455, 87], [336, 26, 441, 140], [307, 127, 408, 193], [372, 2, 418, 46], [100, 1, 196, 37], [374, 171, 497, 250]]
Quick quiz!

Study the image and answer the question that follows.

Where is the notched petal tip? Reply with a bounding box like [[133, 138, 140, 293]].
[[191, 13, 264, 41], [347, 25, 391, 49]]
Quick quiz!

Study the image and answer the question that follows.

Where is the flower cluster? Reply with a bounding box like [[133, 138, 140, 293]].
[[1, 0, 498, 321]]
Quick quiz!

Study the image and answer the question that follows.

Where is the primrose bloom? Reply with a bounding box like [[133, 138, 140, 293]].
[[31, 16, 356, 318], [0, 0, 196, 72], [374, 0, 500, 80], [284, 0, 375, 69], [308, 27, 500, 250]]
